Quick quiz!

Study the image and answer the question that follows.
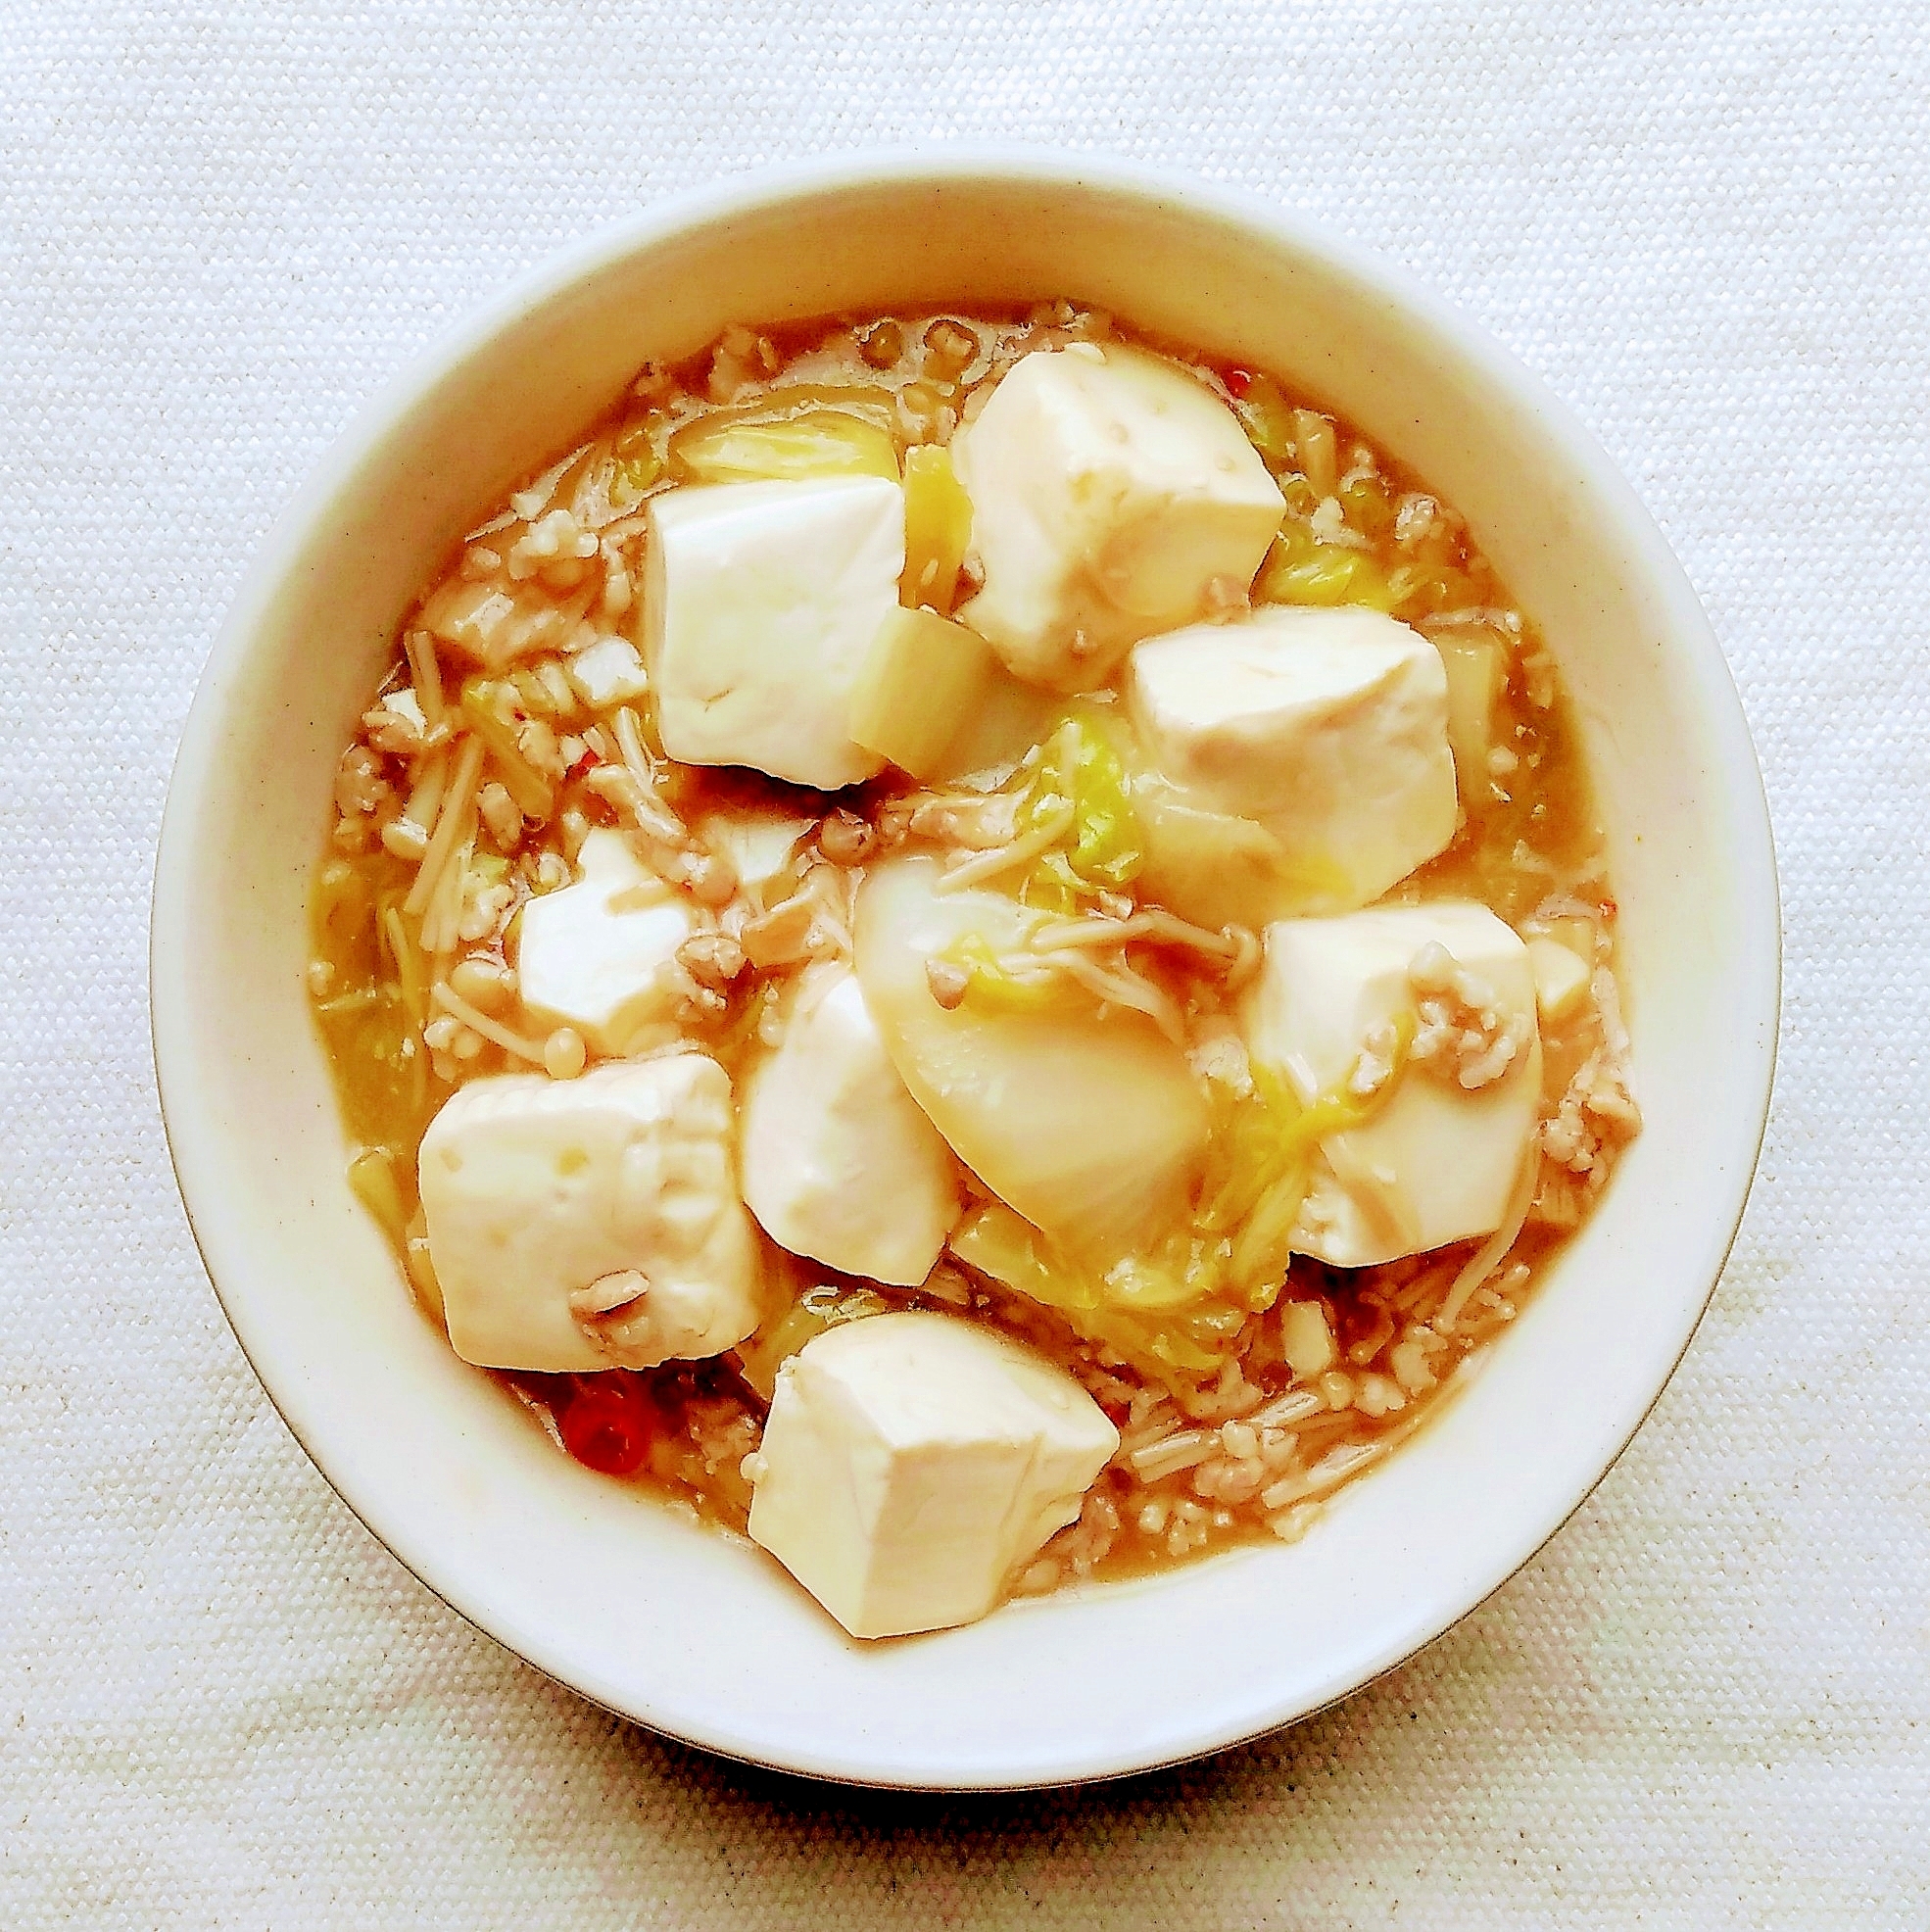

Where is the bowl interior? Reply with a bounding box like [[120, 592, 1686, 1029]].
[[152, 156, 1777, 1788]]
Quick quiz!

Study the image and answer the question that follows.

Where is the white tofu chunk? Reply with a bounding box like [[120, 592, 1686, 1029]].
[[740, 965, 962, 1285], [1241, 902, 1541, 1267], [1526, 936, 1593, 1024], [643, 476, 902, 789], [1127, 604, 1458, 910], [515, 828, 695, 1054], [696, 802, 813, 907], [747, 1313, 1119, 1638], [951, 344, 1285, 693], [420, 575, 576, 671], [564, 634, 650, 708], [376, 688, 424, 732], [418, 1054, 760, 1372]]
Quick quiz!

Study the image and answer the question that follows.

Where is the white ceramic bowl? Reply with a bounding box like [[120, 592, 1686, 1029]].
[[152, 150, 1778, 1789]]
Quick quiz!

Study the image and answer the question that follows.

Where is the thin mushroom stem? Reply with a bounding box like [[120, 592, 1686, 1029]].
[[933, 801, 1076, 894], [1028, 907, 1253, 969], [430, 979, 550, 1064], [1036, 947, 1187, 1044]]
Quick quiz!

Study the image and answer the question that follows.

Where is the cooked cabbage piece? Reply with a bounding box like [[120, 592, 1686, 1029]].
[[899, 444, 974, 616], [852, 856, 1209, 1264], [671, 409, 900, 485], [848, 607, 997, 782]]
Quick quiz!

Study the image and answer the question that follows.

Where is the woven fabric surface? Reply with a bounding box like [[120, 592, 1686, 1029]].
[[3, 2, 1926, 1924]]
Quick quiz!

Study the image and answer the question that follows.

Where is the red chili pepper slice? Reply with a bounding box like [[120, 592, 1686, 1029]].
[[555, 1373, 652, 1475]]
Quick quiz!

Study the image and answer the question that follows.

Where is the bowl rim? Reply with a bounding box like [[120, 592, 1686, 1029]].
[[151, 142, 1781, 1789]]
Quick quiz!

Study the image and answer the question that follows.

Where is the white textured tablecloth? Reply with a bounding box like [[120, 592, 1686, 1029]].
[[4, 3, 1926, 1924]]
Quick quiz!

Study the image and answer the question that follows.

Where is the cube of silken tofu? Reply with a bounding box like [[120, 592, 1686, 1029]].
[[564, 634, 650, 709], [1240, 902, 1541, 1268], [951, 344, 1285, 694], [418, 1054, 760, 1373], [515, 828, 696, 1055], [1525, 936, 1593, 1025], [419, 575, 579, 671], [643, 477, 903, 790], [740, 965, 962, 1285], [746, 1313, 1120, 1639], [1126, 604, 1458, 910]]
